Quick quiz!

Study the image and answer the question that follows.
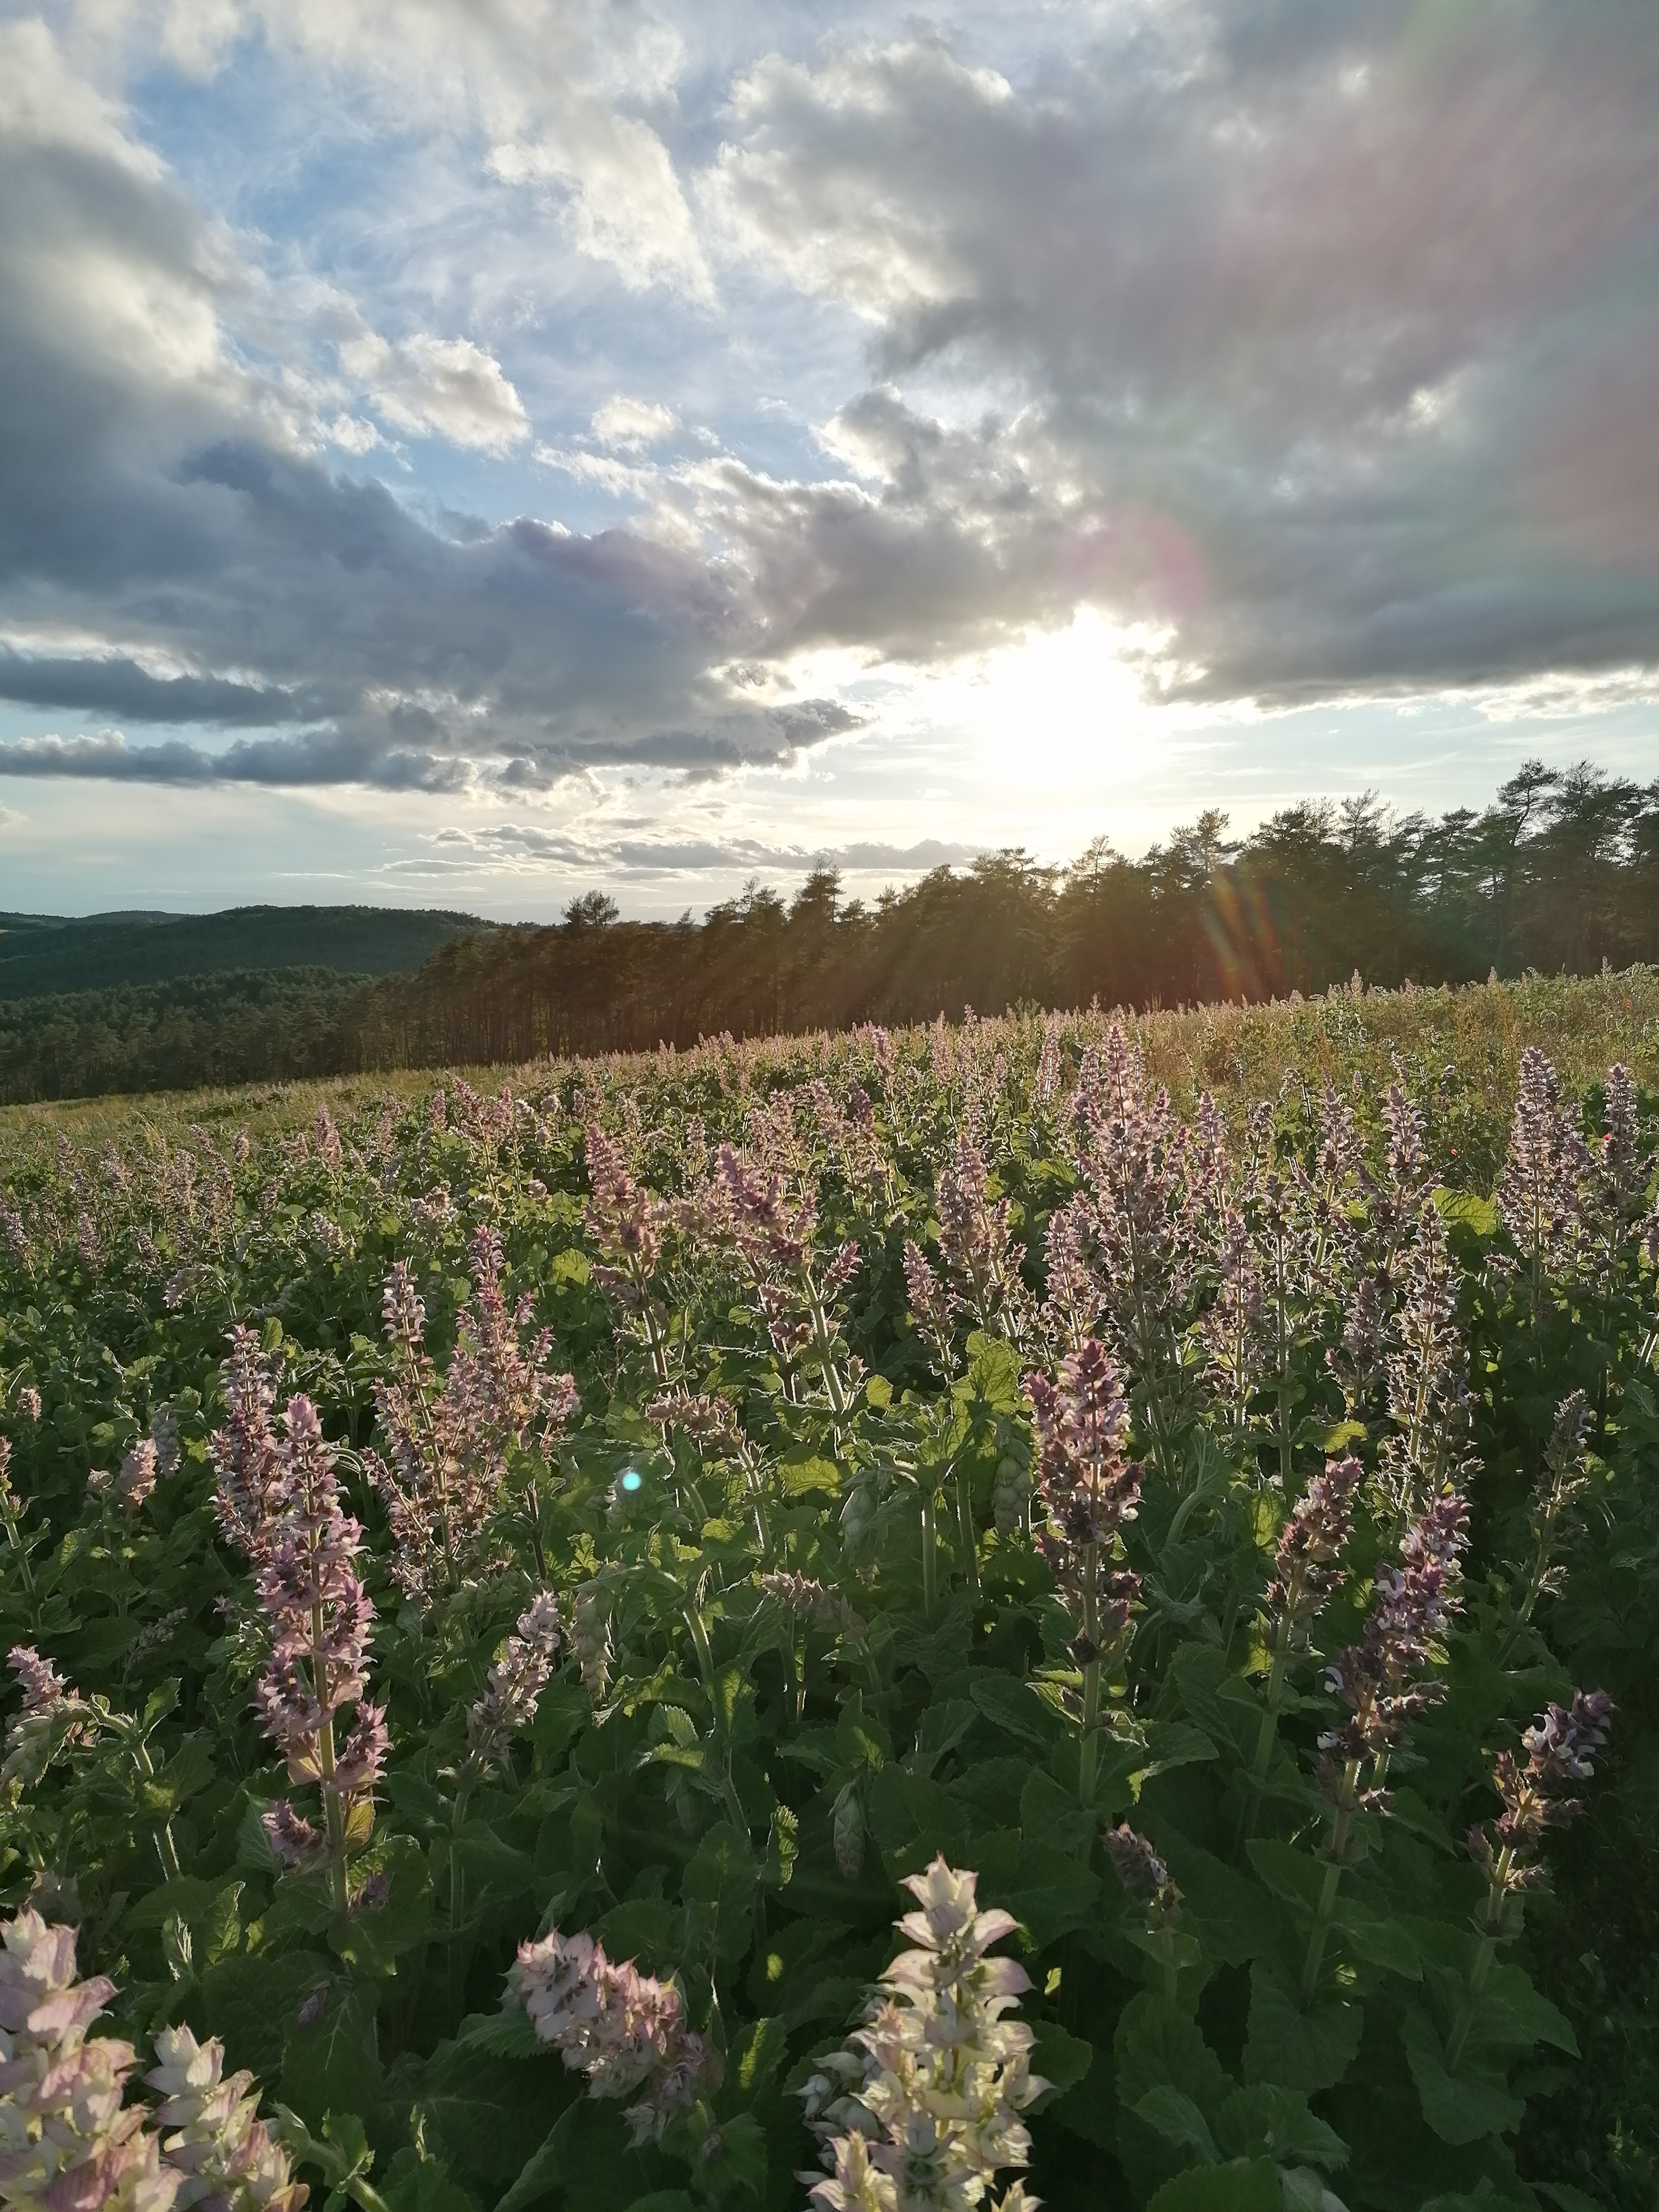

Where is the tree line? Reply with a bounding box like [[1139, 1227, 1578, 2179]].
[[5, 759, 1658, 1102], [361, 759, 1659, 1066]]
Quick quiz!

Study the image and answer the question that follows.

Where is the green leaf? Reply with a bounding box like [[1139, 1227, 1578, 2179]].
[[1146, 2157, 1280, 2211], [1472, 1964, 1579, 2057], [1135, 1721, 1219, 1788], [1029, 2020, 1094, 2106], [866, 1764, 968, 1874], [1215, 2085, 1347, 2172], [202, 1950, 333, 2083], [494, 2106, 578, 2212], [1158, 1834, 1281, 1966], [968, 1671, 1061, 1751], [1243, 1954, 1362, 2093], [378, 2144, 478, 2212], [456, 2009, 546, 2060], [1400, 2006, 1524, 2145], [1332, 1897, 1421, 1979], [1135, 2086, 1219, 2164], [1244, 1840, 1326, 1918], [280, 1981, 384, 2132], [731, 2016, 789, 2096], [1115, 1993, 1232, 2122], [594, 1899, 676, 1960], [416, 2042, 565, 2184], [328, 1837, 434, 1976]]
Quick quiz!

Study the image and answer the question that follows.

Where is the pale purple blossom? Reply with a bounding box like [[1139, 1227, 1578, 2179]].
[[1026, 1339, 1142, 1666]]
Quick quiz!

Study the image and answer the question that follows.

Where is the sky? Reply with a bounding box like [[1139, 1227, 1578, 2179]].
[[2, 0, 1659, 921]]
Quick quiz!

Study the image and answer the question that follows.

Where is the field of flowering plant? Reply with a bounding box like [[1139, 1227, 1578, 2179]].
[[1, 975, 1656, 2212]]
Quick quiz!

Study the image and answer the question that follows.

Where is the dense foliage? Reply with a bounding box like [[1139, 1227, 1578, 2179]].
[[0, 907, 484, 1002], [1, 978, 1656, 2212], [8, 758, 1659, 1103], [0, 970, 372, 1105], [342, 758, 1659, 1067]]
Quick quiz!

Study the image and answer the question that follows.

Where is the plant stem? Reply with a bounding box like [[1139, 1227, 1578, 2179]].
[[920, 1491, 938, 1617], [448, 1786, 471, 2015], [954, 1464, 980, 1600], [1444, 1933, 1498, 2073], [1078, 1658, 1102, 1806], [1444, 1847, 1511, 2071], [1300, 1758, 1359, 2004]]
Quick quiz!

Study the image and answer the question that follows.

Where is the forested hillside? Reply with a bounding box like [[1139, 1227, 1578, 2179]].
[[4, 759, 1658, 1102], [0, 902, 484, 998]]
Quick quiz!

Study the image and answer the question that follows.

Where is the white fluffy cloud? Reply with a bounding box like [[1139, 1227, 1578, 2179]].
[[592, 396, 677, 450], [340, 332, 529, 454]]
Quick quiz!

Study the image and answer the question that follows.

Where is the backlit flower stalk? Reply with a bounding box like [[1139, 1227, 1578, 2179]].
[[368, 1233, 577, 1603], [1103, 1823, 1185, 2002], [714, 1145, 859, 1418], [1201, 1206, 1267, 1435], [800, 1858, 1041, 2212], [1450, 1690, 1614, 2070], [1248, 1456, 1363, 1800], [0, 1441, 40, 1629], [585, 1125, 676, 1386], [251, 1397, 382, 1907], [1381, 1202, 1472, 1521], [1302, 1493, 1469, 2002], [1583, 1063, 1650, 1267], [1496, 1046, 1589, 1307], [145, 2022, 307, 2211], [505, 1926, 711, 2146], [1501, 1391, 1592, 1661], [1026, 1338, 1142, 1804], [464, 1592, 562, 1778], [208, 1329, 286, 1566], [931, 1136, 1030, 1347], [1065, 1026, 1201, 1483]]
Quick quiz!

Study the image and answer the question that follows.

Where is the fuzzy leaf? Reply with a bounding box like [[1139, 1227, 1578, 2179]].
[[1400, 2007, 1524, 2145], [1146, 2158, 1280, 2211], [1243, 1954, 1362, 2093]]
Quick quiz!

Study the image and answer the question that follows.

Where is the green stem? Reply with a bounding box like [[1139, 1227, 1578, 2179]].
[[1445, 1849, 1511, 2071], [1161, 1921, 1180, 2004], [1078, 1658, 1102, 1807], [954, 1465, 980, 1600], [131, 1738, 183, 1881], [448, 1786, 471, 2014], [1300, 1760, 1359, 2005], [1444, 1934, 1498, 2073], [920, 1492, 938, 1618]]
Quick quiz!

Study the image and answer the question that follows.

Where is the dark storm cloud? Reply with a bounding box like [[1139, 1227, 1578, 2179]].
[[0, 650, 312, 724]]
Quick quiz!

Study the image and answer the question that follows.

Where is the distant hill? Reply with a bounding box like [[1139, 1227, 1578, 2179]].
[[0, 905, 489, 999]]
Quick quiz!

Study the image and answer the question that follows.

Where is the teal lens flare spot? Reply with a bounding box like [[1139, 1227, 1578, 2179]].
[[619, 1469, 644, 1493]]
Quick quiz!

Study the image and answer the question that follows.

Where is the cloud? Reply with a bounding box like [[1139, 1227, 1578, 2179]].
[[10, 0, 1659, 825], [592, 396, 678, 450], [404, 821, 980, 879], [0, 22, 820, 787], [708, 4, 1659, 705], [340, 332, 530, 455], [66, 0, 713, 299], [0, 649, 315, 724]]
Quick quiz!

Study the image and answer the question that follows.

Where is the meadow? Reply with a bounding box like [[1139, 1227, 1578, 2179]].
[[1, 969, 1656, 2212]]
